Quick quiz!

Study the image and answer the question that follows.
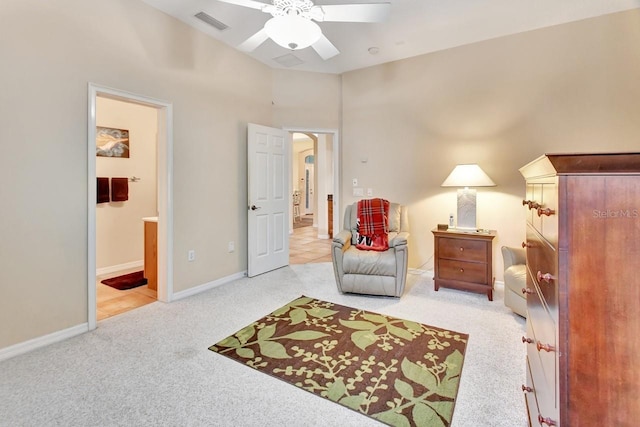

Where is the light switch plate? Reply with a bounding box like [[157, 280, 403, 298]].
[[352, 178, 358, 186]]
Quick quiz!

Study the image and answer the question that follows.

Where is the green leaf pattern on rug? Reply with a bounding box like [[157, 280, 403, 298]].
[[209, 298, 335, 360], [209, 296, 468, 427], [340, 310, 423, 351]]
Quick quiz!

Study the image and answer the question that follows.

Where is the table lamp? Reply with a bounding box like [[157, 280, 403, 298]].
[[441, 163, 496, 230]]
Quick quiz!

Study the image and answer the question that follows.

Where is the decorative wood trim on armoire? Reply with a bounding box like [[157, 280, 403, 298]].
[[519, 152, 640, 427]]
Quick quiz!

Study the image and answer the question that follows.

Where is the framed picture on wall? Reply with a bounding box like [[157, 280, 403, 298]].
[[96, 126, 130, 158]]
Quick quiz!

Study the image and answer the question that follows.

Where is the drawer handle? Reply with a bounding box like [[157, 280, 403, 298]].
[[536, 271, 555, 283], [537, 207, 556, 217], [521, 336, 533, 344], [459, 247, 464, 252], [521, 287, 534, 295], [538, 415, 557, 426], [459, 268, 464, 273], [522, 200, 541, 210], [521, 384, 533, 393], [522, 241, 532, 248], [536, 341, 556, 353]]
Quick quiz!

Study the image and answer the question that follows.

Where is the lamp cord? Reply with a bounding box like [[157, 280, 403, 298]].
[[410, 254, 434, 274]]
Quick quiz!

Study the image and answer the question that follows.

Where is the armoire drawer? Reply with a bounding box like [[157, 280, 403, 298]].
[[524, 313, 552, 418], [539, 183, 558, 246], [526, 276, 557, 418], [525, 226, 558, 312], [524, 356, 540, 426], [437, 237, 487, 262], [524, 182, 558, 246]]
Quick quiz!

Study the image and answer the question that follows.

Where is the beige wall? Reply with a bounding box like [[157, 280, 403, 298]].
[[341, 10, 640, 277], [0, 0, 272, 349], [272, 69, 342, 129], [96, 97, 158, 270]]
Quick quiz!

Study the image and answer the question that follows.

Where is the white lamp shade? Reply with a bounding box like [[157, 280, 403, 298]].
[[441, 164, 496, 187], [264, 16, 322, 50]]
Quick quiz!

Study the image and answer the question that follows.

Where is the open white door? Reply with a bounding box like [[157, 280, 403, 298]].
[[248, 123, 290, 277]]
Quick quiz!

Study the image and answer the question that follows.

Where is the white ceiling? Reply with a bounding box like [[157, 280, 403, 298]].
[[141, 0, 640, 74]]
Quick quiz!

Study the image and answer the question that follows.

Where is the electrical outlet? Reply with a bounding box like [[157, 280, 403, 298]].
[[353, 187, 364, 197], [228, 241, 235, 253], [367, 188, 373, 196], [188, 250, 195, 262]]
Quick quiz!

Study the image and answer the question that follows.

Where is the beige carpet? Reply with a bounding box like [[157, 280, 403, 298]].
[[0, 263, 527, 426]]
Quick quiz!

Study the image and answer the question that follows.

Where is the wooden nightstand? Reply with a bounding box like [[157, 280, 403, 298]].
[[432, 228, 496, 300]]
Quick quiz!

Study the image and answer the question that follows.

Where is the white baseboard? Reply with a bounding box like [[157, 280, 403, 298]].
[[172, 271, 247, 301], [0, 323, 89, 362], [0, 270, 248, 361], [96, 260, 143, 276], [409, 268, 433, 277], [317, 234, 330, 239], [409, 269, 505, 291]]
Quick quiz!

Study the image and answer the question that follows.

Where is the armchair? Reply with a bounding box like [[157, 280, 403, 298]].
[[501, 246, 527, 318], [331, 202, 409, 297]]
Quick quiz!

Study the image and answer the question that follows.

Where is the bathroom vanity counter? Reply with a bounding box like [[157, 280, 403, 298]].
[[142, 217, 157, 291]]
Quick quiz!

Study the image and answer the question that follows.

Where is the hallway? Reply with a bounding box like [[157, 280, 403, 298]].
[[289, 215, 332, 264]]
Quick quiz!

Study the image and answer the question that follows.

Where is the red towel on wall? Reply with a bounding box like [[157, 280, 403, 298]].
[[111, 177, 129, 202], [97, 177, 110, 204], [356, 198, 390, 251]]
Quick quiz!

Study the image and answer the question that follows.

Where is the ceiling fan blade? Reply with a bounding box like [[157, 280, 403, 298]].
[[238, 28, 270, 52], [216, 0, 269, 11], [318, 3, 391, 23], [312, 34, 340, 60]]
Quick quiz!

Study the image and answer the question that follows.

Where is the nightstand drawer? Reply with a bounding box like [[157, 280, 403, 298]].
[[438, 238, 487, 262], [438, 259, 487, 284]]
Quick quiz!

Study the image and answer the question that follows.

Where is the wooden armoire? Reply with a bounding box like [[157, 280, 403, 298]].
[[519, 153, 640, 427]]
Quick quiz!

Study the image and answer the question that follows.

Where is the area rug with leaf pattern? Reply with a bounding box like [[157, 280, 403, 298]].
[[208, 296, 468, 426]]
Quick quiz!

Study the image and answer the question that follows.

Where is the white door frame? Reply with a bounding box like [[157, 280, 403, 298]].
[[285, 128, 340, 238], [87, 83, 174, 330]]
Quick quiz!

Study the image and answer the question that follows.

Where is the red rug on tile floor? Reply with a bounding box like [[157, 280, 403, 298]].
[[101, 271, 147, 290]]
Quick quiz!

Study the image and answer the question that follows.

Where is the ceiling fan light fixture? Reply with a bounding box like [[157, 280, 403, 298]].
[[264, 15, 321, 50]]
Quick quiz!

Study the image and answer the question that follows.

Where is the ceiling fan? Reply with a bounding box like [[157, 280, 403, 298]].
[[217, 0, 391, 60]]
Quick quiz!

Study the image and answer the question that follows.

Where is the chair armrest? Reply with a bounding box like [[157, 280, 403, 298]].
[[389, 232, 409, 248], [501, 246, 526, 268], [333, 230, 352, 248]]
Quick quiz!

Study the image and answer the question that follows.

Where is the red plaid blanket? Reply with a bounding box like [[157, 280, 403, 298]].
[[356, 198, 390, 251]]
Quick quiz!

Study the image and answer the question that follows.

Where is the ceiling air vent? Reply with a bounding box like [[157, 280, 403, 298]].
[[194, 11, 229, 31], [273, 54, 304, 68]]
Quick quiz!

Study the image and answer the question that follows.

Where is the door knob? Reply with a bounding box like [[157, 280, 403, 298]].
[[250, 205, 261, 211]]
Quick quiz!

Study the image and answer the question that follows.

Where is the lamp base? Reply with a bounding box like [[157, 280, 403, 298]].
[[456, 188, 477, 229]]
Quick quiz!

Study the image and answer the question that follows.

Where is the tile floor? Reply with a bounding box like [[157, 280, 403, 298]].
[[96, 268, 157, 321], [97, 217, 331, 320], [289, 219, 332, 264]]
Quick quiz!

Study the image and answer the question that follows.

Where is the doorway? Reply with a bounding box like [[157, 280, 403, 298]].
[[95, 97, 158, 320], [87, 84, 173, 331], [288, 130, 339, 265]]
